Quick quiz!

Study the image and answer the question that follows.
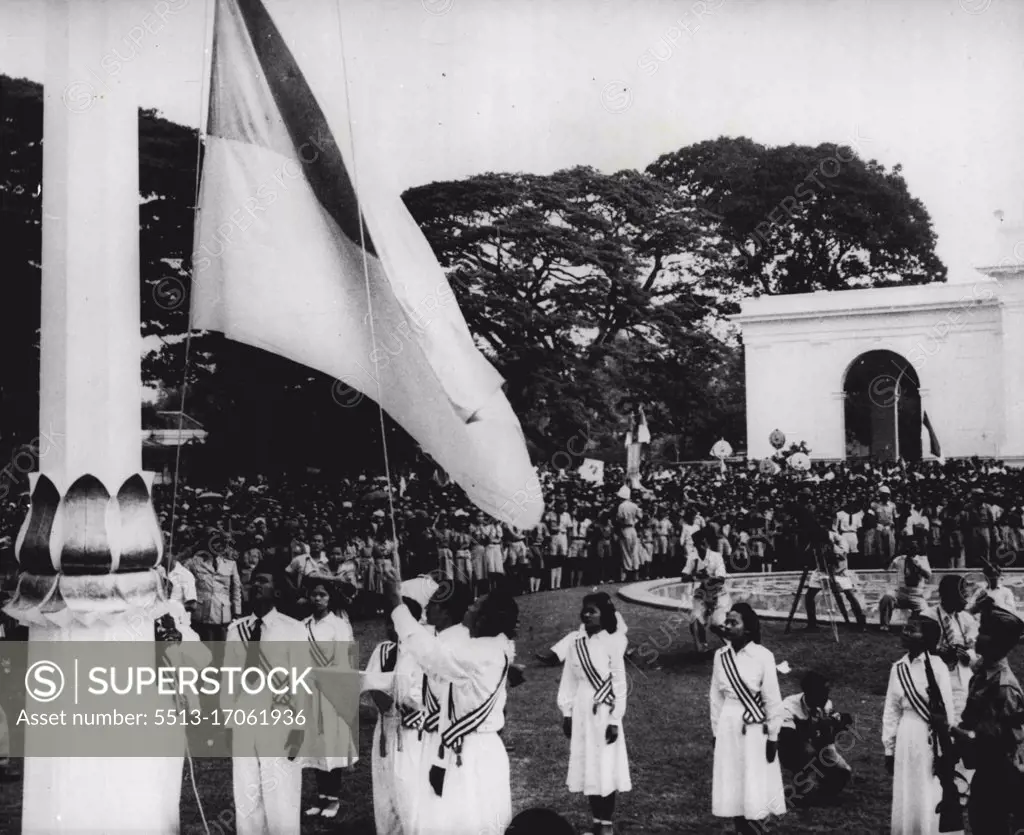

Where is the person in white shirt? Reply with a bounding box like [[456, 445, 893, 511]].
[[382, 564, 517, 835], [834, 499, 862, 558], [225, 562, 311, 835], [301, 578, 357, 820], [778, 671, 853, 805], [710, 603, 786, 833], [927, 575, 979, 721], [167, 558, 198, 615], [805, 527, 867, 631], [558, 593, 631, 835], [362, 598, 425, 835], [682, 528, 730, 654], [881, 612, 957, 835], [968, 562, 1018, 615], [567, 508, 591, 589], [677, 508, 701, 608], [879, 542, 933, 631], [286, 540, 328, 582], [538, 611, 629, 666]]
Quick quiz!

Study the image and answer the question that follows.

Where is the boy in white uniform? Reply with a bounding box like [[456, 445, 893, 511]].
[[225, 562, 311, 835]]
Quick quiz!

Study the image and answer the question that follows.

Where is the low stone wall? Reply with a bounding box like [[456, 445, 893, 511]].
[[618, 569, 1024, 624]]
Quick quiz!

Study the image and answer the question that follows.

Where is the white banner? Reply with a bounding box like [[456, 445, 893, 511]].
[[578, 458, 605, 484]]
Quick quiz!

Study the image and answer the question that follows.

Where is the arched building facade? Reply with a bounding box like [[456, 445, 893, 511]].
[[734, 247, 1024, 464]]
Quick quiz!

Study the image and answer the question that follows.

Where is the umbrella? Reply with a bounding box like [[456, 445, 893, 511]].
[[362, 489, 390, 505]]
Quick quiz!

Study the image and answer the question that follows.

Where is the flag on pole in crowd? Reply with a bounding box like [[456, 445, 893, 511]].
[[578, 458, 605, 484], [626, 442, 641, 487], [636, 406, 651, 444], [191, 0, 542, 528], [923, 411, 942, 458]]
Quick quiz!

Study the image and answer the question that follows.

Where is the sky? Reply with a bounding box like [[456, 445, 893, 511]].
[[2, 0, 1023, 283]]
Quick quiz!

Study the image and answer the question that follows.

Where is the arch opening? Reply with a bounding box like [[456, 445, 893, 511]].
[[843, 350, 921, 461]]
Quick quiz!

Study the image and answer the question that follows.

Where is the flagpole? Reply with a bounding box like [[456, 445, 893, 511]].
[[3, 2, 172, 831]]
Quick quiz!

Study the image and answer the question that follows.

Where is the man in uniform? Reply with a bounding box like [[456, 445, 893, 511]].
[[871, 485, 898, 565], [225, 561, 311, 835], [952, 601, 1024, 834], [614, 487, 642, 582]]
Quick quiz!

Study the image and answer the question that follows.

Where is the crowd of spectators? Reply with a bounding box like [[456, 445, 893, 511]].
[[1, 456, 1023, 635]]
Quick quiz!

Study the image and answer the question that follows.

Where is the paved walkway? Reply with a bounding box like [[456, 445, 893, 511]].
[[618, 568, 1024, 624]]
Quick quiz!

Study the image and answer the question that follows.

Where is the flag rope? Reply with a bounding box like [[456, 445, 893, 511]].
[[170, 0, 215, 832], [334, 0, 403, 579], [167, 0, 216, 565]]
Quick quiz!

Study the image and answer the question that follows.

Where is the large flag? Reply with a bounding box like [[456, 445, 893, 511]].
[[192, 0, 542, 528], [922, 411, 941, 458]]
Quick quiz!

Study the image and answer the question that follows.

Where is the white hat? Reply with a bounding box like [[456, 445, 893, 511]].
[[400, 576, 440, 611], [879, 485, 891, 494], [617, 485, 631, 500]]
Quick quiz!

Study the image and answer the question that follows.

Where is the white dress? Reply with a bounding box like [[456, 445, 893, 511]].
[[303, 611, 357, 771], [710, 642, 786, 821], [557, 628, 632, 795], [393, 604, 514, 835], [414, 623, 470, 835], [364, 637, 432, 835], [881, 652, 961, 835]]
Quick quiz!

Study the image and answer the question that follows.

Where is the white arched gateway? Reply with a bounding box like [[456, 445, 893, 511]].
[[733, 230, 1024, 463]]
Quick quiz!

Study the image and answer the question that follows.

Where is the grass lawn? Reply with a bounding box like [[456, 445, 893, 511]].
[[3, 584, 1017, 833]]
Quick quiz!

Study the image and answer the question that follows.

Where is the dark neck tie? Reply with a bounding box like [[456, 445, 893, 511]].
[[246, 617, 263, 669]]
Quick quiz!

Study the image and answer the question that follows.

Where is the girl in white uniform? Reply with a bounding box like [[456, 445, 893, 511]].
[[710, 602, 786, 834], [384, 565, 517, 835], [363, 599, 426, 835], [881, 612, 960, 835], [557, 592, 631, 835], [301, 578, 356, 820]]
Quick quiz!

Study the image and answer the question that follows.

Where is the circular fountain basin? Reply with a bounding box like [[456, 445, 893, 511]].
[[619, 568, 1024, 624]]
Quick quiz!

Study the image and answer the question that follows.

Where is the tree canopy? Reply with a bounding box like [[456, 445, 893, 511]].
[[0, 73, 946, 469], [646, 137, 947, 296]]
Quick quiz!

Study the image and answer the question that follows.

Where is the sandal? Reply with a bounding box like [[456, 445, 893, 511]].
[[320, 800, 341, 819]]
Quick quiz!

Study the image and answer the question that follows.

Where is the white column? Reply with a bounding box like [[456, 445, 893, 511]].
[[5, 2, 172, 832], [39, 0, 141, 493]]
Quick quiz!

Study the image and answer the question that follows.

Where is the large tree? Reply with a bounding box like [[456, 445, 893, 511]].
[[646, 137, 947, 296], [403, 166, 743, 455]]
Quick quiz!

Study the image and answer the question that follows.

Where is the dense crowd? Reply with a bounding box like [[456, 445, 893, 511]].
[[2, 456, 1024, 834], [2, 456, 1023, 613]]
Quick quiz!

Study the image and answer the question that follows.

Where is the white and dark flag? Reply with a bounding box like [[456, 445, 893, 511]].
[[192, 0, 542, 527]]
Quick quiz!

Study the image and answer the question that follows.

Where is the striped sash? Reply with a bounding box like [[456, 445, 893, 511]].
[[422, 674, 441, 734], [721, 646, 766, 733], [399, 703, 427, 731], [896, 660, 931, 724], [305, 620, 330, 668], [375, 641, 399, 758], [238, 618, 290, 706], [574, 635, 615, 715], [379, 641, 398, 673], [440, 655, 510, 767]]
